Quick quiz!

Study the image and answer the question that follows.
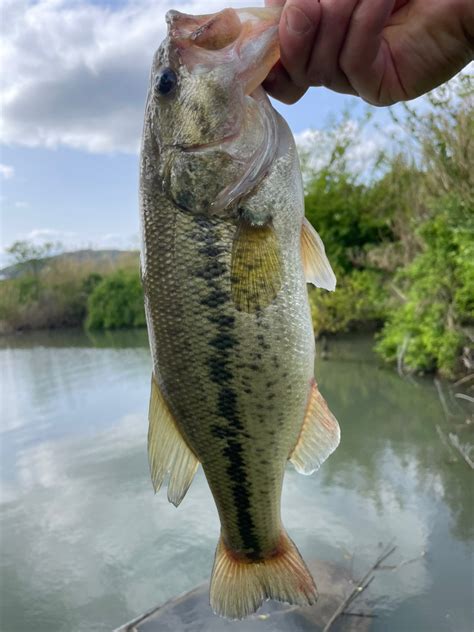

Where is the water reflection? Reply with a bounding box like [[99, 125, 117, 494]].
[[0, 330, 472, 632]]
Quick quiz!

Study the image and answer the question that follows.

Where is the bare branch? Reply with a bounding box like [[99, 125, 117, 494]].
[[454, 393, 474, 403], [449, 433, 474, 470], [322, 544, 397, 632]]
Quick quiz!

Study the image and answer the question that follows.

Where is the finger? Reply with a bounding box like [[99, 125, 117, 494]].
[[393, 0, 409, 11], [263, 61, 308, 104], [305, 0, 359, 94], [340, 0, 398, 104], [278, 0, 322, 89], [265, 0, 285, 7]]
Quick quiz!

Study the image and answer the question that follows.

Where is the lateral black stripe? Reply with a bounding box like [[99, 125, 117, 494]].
[[192, 217, 262, 556]]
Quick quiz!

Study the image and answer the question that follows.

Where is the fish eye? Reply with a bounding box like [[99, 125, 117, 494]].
[[154, 68, 177, 96]]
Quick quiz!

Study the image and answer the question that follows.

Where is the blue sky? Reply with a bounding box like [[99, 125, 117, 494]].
[[0, 0, 455, 268], [0, 89, 375, 261]]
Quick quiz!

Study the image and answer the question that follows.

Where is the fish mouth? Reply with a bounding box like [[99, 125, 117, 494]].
[[179, 129, 240, 153], [167, 7, 281, 96]]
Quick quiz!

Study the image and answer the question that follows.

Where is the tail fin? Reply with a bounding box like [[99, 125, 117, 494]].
[[210, 530, 317, 620]]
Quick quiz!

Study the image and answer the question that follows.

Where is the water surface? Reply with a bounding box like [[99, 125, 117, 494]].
[[0, 329, 472, 631]]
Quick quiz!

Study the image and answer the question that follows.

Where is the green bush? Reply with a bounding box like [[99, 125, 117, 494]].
[[374, 76, 473, 378], [305, 171, 394, 273], [86, 269, 146, 330], [310, 269, 388, 335], [376, 203, 473, 377], [0, 252, 141, 333]]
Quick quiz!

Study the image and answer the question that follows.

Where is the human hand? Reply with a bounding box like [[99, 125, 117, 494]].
[[263, 0, 474, 105]]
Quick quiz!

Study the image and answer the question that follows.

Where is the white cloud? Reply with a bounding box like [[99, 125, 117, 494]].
[[20, 227, 137, 251], [0, 163, 15, 179], [2, 2, 471, 156], [294, 119, 398, 182], [0, 0, 250, 154], [14, 201, 29, 208]]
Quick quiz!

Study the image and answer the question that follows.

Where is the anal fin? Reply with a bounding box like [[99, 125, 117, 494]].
[[148, 374, 199, 506], [301, 217, 336, 291], [290, 379, 340, 475]]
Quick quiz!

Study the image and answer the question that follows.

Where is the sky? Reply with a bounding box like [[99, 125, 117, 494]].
[[0, 0, 469, 268]]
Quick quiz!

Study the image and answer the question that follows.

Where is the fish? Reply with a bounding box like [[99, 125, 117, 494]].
[[139, 5, 340, 620]]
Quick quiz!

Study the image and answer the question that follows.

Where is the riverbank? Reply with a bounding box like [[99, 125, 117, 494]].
[[0, 249, 145, 335], [1, 78, 472, 378]]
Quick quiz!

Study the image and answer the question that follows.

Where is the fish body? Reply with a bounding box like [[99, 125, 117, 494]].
[[140, 7, 339, 619]]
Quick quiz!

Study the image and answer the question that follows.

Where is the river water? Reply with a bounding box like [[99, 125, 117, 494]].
[[0, 329, 472, 632]]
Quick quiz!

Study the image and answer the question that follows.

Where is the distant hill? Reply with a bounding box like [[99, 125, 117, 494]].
[[0, 249, 139, 280]]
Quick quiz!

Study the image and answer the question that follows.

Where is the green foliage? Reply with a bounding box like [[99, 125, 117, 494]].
[[86, 269, 145, 330], [305, 173, 387, 272], [374, 77, 473, 378], [376, 200, 473, 377], [16, 276, 41, 303], [304, 75, 473, 377], [82, 273, 103, 295], [5, 240, 62, 277], [303, 117, 393, 273], [6, 240, 58, 264], [0, 251, 142, 334], [310, 270, 388, 334]]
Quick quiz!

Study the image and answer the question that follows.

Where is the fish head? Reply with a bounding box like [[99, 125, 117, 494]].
[[144, 7, 282, 214]]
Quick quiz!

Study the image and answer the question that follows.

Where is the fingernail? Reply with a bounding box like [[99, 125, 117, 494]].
[[284, 5, 312, 35]]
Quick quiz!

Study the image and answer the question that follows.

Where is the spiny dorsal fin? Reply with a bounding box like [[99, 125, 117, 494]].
[[290, 379, 340, 475], [231, 220, 282, 313], [148, 375, 199, 507], [301, 217, 336, 291]]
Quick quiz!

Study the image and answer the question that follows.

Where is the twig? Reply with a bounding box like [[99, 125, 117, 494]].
[[390, 283, 407, 302], [343, 575, 375, 611], [341, 612, 378, 618], [455, 393, 474, 403], [449, 433, 474, 469], [378, 551, 426, 571], [454, 374, 474, 387], [435, 424, 459, 462], [434, 378, 454, 421], [322, 545, 396, 632], [397, 336, 410, 378]]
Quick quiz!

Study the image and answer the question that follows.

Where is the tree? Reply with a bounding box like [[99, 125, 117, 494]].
[[6, 240, 62, 277]]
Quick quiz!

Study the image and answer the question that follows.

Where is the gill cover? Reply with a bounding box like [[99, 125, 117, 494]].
[[147, 7, 282, 214]]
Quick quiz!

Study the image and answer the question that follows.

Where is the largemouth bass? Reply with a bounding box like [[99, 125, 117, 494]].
[[139, 6, 340, 620]]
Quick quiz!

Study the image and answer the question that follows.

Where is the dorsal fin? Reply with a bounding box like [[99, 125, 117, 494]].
[[290, 380, 340, 474], [148, 375, 199, 506], [301, 217, 336, 291]]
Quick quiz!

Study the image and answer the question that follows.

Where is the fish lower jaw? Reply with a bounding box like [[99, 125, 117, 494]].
[[180, 129, 240, 153]]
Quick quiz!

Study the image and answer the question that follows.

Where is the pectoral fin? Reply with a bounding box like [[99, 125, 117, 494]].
[[301, 217, 336, 291], [148, 375, 199, 507], [231, 221, 282, 313], [290, 380, 340, 475]]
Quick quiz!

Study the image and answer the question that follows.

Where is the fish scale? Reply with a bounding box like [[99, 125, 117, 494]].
[[142, 177, 311, 554], [140, 5, 340, 620]]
